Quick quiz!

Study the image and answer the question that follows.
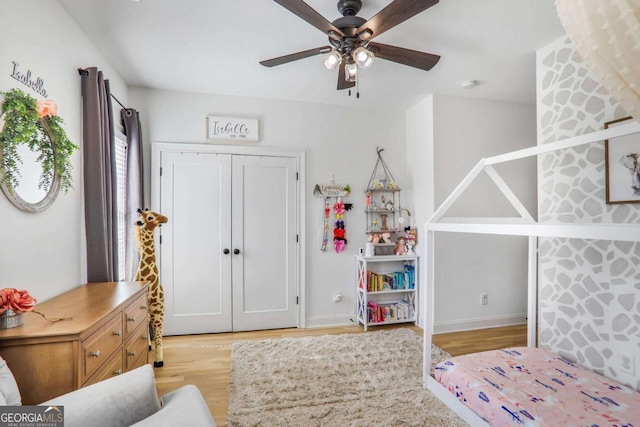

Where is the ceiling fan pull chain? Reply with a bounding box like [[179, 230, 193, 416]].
[[357, 75, 360, 99]]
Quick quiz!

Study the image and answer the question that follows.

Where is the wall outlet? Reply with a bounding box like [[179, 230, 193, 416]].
[[480, 293, 488, 305], [333, 292, 343, 303], [620, 352, 635, 375]]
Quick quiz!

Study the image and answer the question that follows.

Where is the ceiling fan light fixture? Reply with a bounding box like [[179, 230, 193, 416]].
[[345, 61, 358, 82], [322, 51, 343, 71], [353, 47, 374, 68]]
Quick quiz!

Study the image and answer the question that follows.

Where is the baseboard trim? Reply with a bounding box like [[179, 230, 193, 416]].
[[434, 313, 526, 334], [303, 313, 525, 332], [305, 314, 354, 328]]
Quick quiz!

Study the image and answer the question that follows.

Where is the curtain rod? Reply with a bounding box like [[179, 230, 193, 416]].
[[110, 93, 127, 111], [78, 68, 131, 114]]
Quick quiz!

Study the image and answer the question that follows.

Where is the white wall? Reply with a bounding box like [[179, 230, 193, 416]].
[[0, 1, 127, 302], [405, 95, 434, 327], [408, 94, 537, 332], [406, 95, 435, 235], [128, 87, 405, 327]]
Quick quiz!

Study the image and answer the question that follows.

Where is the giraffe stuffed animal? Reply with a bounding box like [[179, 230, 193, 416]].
[[135, 208, 168, 367]]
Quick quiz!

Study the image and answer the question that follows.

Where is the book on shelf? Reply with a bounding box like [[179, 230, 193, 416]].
[[366, 300, 414, 323], [404, 264, 415, 289], [365, 263, 415, 292]]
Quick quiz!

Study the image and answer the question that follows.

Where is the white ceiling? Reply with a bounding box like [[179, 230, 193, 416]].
[[58, 0, 566, 109]]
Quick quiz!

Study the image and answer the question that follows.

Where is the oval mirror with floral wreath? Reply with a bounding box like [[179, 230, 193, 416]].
[[0, 88, 77, 213]]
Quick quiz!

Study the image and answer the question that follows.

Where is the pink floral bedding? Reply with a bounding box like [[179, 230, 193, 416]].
[[434, 347, 640, 426]]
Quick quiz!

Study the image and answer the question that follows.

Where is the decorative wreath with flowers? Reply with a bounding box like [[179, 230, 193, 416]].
[[0, 88, 77, 193], [0, 288, 36, 315]]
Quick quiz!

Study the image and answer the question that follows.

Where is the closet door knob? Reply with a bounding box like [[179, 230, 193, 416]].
[[233, 249, 240, 255], [223, 248, 230, 255]]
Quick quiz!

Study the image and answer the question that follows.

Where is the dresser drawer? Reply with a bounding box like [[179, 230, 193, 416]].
[[81, 313, 123, 383], [83, 349, 124, 388], [124, 293, 148, 338], [124, 323, 149, 371]]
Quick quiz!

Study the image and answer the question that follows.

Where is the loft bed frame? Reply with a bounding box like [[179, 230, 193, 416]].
[[422, 119, 640, 426]]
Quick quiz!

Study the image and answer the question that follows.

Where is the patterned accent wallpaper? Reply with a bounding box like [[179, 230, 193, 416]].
[[537, 36, 639, 390]]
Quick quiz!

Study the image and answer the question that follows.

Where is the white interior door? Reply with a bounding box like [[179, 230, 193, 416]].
[[160, 152, 232, 335], [231, 155, 298, 331]]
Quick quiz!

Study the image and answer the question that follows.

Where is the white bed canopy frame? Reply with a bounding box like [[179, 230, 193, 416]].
[[422, 119, 640, 426]]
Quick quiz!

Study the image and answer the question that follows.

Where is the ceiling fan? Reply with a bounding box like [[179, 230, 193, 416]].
[[260, 0, 441, 93]]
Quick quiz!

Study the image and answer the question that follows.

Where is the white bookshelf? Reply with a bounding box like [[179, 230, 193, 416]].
[[355, 255, 418, 331]]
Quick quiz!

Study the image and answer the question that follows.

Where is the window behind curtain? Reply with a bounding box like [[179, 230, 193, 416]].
[[114, 123, 128, 280]]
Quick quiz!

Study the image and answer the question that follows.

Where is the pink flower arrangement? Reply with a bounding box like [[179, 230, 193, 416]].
[[35, 99, 58, 118], [0, 288, 37, 315]]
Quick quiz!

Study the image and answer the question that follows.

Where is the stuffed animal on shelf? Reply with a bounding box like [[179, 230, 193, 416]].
[[394, 236, 407, 255]]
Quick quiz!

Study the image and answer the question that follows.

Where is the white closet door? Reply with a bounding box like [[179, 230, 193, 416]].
[[231, 155, 298, 331], [160, 152, 232, 335]]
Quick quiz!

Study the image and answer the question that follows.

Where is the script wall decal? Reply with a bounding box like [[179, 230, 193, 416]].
[[10, 62, 48, 97]]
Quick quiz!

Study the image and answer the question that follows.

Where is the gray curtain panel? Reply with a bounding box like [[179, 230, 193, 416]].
[[80, 67, 119, 282], [122, 109, 144, 281]]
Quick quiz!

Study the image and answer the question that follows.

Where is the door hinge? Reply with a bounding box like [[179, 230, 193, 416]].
[[296, 296, 299, 305], [296, 172, 299, 180], [159, 235, 162, 244], [296, 234, 299, 243], [160, 167, 163, 177]]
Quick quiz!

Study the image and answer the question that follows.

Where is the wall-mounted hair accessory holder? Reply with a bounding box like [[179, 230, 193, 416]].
[[313, 181, 352, 253]]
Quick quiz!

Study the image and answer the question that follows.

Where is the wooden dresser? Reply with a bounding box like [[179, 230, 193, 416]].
[[0, 281, 149, 404]]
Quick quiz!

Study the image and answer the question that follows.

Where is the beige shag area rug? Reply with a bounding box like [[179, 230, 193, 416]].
[[227, 328, 466, 426]]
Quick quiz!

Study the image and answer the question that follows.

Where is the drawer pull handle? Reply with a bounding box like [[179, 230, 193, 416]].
[[114, 369, 122, 375], [91, 350, 101, 358], [140, 306, 147, 310], [141, 335, 148, 340], [127, 317, 136, 322], [113, 331, 122, 336], [128, 351, 136, 357]]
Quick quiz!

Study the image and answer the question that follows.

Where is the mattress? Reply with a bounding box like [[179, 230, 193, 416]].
[[434, 347, 640, 426]]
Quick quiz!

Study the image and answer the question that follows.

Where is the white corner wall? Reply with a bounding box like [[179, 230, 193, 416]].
[[406, 95, 435, 233], [405, 95, 434, 327], [128, 87, 406, 327], [0, 1, 127, 301], [408, 94, 537, 332]]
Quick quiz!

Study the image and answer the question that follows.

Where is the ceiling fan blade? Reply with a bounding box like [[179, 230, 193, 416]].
[[260, 46, 332, 67], [357, 0, 438, 40], [273, 0, 345, 40], [368, 42, 440, 71], [337, 63, 356, 90]]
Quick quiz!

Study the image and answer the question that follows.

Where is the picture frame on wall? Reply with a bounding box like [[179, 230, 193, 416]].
[[605, 116, 640, 204], [206, 115, 260, 142]]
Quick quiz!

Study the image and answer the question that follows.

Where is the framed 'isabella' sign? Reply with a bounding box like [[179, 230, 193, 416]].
[[206, 115, 259, 142]]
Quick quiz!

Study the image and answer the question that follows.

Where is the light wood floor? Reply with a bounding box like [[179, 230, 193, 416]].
[[153, 323, 527, 426]]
